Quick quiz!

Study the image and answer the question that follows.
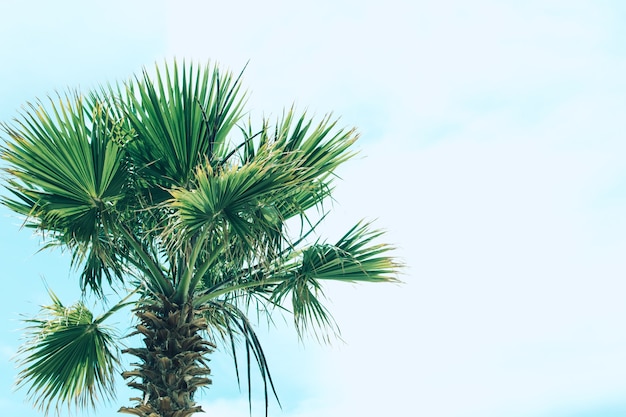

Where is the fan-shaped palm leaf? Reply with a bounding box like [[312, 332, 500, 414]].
[[121, 61, 246, 189], [15, 289, 127, 414], [1, 95, 129, 292]]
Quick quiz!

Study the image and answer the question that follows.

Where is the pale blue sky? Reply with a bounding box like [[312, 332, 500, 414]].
[[2, 1, 626, 416]]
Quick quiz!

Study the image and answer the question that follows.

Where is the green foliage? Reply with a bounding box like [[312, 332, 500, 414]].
[[1, 60, 402, 416], [16, 290, 120, 415]]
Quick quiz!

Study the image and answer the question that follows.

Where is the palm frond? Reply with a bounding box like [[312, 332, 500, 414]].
[[15, 289, 122, 415], [240, 110, 358, 219], [168, 157, 291, 249], [302, 221, 401, 283], [1, 93, 130, 293], [167, 110, 363, 304], [167, 155, 294, 303], [1, 95, 127, 230], [194, 221, 400, 340], [269, 220, 401, 338], [121, 61, 246, 189], [203, 300, 280, 417]]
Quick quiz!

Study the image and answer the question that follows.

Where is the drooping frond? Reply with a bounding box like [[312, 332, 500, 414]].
[[203, 300, 280, 417], [15, 289, 122, 415]]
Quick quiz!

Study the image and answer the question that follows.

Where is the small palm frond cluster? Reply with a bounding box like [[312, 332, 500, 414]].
[[1, 61, 401, 417], [16, 290, 120, 414]]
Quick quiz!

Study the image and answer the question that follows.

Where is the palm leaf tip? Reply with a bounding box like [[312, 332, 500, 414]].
[[15, 290, 120, 415], [308, 220, 403, 284], [269, 220, 402, 340]]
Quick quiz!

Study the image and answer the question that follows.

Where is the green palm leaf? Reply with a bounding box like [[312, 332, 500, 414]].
[[15, 290, 123, 414], [204, 300, 280, 416], [269, 220, 401, 337], [1, 94, 129, 292], [122, 61, 246, 189], [2, 95, 127, 229]]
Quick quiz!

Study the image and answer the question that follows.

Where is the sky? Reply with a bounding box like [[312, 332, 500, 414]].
[[1, 1, 626, 416]]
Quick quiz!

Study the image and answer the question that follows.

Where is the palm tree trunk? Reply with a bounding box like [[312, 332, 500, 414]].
[[119, 296, 215, 417]]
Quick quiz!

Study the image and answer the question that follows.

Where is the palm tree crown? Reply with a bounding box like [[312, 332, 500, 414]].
[[1, 61, 400, 417]]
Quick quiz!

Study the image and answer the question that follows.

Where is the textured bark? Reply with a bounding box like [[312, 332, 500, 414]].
[[119, 296, 215, 417]]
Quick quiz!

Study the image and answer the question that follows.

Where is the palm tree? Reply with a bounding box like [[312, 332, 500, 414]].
[[1, 61, 400, 417]]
